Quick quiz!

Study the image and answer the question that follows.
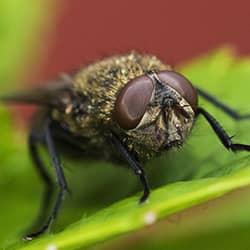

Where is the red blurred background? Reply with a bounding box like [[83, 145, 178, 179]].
[[35, 0, 250, 82]]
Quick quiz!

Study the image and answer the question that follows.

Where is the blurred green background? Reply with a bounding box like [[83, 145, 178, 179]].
[[1, 1, 250, 250]]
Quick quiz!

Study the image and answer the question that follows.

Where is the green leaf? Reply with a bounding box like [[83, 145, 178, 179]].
[[15, 170, 250, 250], [2, 48, 250, 250], [118, 187, 250, 250]]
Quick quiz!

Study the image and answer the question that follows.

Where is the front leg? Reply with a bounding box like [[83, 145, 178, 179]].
[[197, 107, 250, 152], [197, 87, 250, 121], [110, 133, 150, 203]]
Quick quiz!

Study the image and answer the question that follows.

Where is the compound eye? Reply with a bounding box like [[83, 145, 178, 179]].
[[113, 75, 154, 130], [158, 71, 198, 110]]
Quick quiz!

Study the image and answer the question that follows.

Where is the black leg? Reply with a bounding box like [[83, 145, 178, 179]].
[[110, 133, 150, 203], [25, 119, 69, 239], [197, 87, 250, 120], [25, 133, 54, 237], [197, 107, 250, 152]]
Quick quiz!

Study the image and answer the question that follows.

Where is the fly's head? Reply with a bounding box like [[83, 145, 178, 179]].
[[112, 70, 198, 159]]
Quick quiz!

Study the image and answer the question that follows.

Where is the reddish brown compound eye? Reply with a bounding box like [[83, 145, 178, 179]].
[[157, 71, 198, 110], [113, 75, 154, 130]]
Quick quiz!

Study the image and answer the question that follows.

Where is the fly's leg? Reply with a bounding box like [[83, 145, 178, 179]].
[[110, 133, 150, 203], [197, 87, 250, 120], [25, 132, 54, 237], [197, 107, 250, 151], [25, 118, 69, 239]]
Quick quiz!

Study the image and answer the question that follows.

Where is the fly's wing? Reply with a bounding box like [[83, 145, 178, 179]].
[[0, 74, 76, 110]]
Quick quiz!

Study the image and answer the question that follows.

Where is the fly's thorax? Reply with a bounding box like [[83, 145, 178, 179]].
[[73, 52, 171, 126], [51, 104, 98, 137], [51, 52, 171, 137]]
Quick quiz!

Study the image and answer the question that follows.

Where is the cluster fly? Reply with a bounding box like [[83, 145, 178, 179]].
[[2, 52, 250, 239]]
